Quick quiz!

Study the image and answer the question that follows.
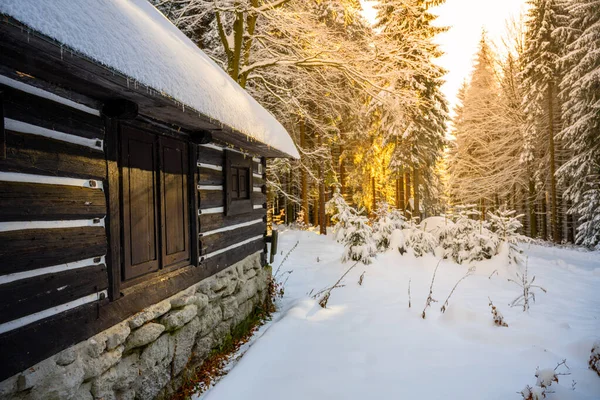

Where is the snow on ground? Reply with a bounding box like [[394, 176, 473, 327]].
[[199, 229, 600, 400]]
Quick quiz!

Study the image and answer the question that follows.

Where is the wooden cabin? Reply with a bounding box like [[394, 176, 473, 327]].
[[0, 0, 298, 394]]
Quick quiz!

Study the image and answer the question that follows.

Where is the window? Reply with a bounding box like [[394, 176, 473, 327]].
[[120, 126, 191, 281], [225, 150, 253, 216]]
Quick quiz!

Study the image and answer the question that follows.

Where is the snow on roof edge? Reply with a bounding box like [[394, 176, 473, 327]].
[[0, 0, 299, 159]]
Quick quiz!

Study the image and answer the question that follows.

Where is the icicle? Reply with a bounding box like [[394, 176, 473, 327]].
[[60, 45, 64, 60], [127, 78, 130, 88]]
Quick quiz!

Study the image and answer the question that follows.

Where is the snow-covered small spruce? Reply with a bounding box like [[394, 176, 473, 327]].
[[372, 202, 406, 251], [341, 212, 377, 265]]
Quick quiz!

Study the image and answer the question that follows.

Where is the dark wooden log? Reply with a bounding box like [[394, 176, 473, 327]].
[[1, 84, 104, 140], [0, 226, 107, 275], [0, 130, 106, 179], [199, 167, 224, 186], [0, 300, 102, 382], [0, 264, 108, 324], [252, 192, 267, 205], [201, 236, 264, 270], [0, 182, 106, 221], [197, 146, 224, 166], [191, 131, 212, 145], [199, 208, 266, 233], [199, 189, 225, 208], [200, 222, 266, 255], [101, 98, 138, 120]]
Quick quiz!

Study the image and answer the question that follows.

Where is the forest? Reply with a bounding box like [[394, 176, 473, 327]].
[[152, 0, 600, 249]]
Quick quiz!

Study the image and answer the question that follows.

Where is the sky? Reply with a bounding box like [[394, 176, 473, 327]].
[[360, 0, 527, 112]]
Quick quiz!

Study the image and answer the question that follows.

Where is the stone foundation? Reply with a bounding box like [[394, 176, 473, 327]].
[[0, 252, 270, 400]]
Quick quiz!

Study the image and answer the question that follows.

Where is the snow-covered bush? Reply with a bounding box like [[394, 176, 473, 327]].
[[438, 216, 499, 264], [590, 341, 600, 377], [520, 361, 571, 399], [326, 189, 355, 242], [487, 209, 526, 266], [341, 213, 377, 264], [404, 227, 437, 257], [486, 209, 524, 243], [372, 202, 406, 251]]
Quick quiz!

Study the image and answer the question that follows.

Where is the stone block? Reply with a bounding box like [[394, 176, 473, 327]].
[[160, 304, 198, 331], [172, 317, 201, 376], [220, 296, 238, 320], [83, 345, 123, 380], [27, 360, 85, 400], [128, 301, 171, 329], [87, 337, 106, 358], [194, 293, 209, 312], [125, 323, 165, 351], [198, 305, 222, 337], [104, 323, 131, 351], [55, 347, 78, 366], [139, 334, 174, 372]]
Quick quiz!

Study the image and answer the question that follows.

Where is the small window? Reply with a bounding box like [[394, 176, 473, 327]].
[[225, 150, 253, 216]]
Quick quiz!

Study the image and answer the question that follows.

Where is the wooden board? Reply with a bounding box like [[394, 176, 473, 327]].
[[199, 167, 223, 186], [0, 301, 102, 382], [199, 189, 225, 208], [1, 84, 104, 140], [197, 146, 224, 166], [199, 208, 266, 233], [0, 226, 107, 275], [200, 222, 266, 255], [201, 237, 264, 271], [0, 130, 106, 179], [0, 181, 106, 221], [0, 264, 108, 324]]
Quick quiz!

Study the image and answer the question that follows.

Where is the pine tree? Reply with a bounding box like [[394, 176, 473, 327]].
[[557, 0, 600, 248], [521, 0, 569, 243]]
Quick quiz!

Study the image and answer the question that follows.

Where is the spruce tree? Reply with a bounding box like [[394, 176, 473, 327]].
[[557, 0, 600, 247], [521, 0, 569, 243]]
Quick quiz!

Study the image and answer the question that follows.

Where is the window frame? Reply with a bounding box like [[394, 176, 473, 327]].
[[224, 150, 253, 216]]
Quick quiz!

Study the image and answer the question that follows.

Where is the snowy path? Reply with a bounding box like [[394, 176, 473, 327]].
[[200, 230, 600, 400]]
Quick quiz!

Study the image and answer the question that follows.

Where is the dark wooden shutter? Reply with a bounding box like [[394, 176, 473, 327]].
[[231, 167, 239, 200], [159, 136, 190, 268], [239, 168, 248, 199], [120, 127, 159, 280]]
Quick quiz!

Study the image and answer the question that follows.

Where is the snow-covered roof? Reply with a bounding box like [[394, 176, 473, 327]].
[[0, 0, 299, 159]]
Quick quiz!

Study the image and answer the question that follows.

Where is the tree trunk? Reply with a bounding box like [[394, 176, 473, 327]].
[[405, 170, 411, 217], [318, 135, 326, 235], [396, 168, 405, 210], [371, 176, 376, 211], [339, 145, 345, 196], [548, 82, 560, 243], [413, 168, 420, 221], [300, 119, 309, 225], [528, 178, 537, 238], [541, 194, 548, 241]]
